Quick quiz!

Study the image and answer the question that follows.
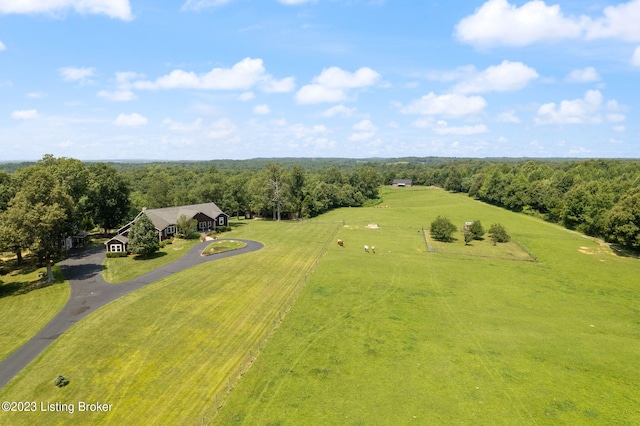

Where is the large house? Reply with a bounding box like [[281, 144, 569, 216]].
[[105, 202, 229, 253]]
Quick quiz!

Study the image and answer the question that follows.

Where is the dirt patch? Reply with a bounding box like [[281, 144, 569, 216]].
[[578, 246, 594, 255]]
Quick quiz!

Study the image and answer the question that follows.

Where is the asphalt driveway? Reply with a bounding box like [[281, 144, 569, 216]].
[[0, 239, 263, 390]]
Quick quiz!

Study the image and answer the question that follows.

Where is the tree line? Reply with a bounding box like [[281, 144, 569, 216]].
[[0, 155, 383, 263], [384, 159, 640, 250], [2, 155, 640, 264]]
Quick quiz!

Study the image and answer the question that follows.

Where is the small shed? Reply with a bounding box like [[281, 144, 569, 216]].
[[105, 234, 129, 253], [72, 231, 90, 248], [393, 179, 413, 188]]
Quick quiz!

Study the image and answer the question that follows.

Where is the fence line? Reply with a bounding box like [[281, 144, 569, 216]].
[[202, 223, 341, 425]]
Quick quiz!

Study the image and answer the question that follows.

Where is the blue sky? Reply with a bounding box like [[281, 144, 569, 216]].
[[1, 0, 639, 161]]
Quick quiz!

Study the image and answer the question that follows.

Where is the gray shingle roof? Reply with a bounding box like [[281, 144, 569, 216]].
[[143, 202, 227, 231]]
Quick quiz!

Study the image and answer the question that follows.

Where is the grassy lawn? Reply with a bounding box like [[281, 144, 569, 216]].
[[426, 230, 535, 262], [1, 187, 639, 424], [216, 187, 640, 425], [0, 262, 69, 362], [102, 238, 201, 283], [0, 220, 337, 425], [202, 239, 247, 256]]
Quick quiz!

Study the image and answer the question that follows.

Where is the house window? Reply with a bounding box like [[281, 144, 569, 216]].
[[109, 244, 123, 252], [167, 225, 176, 235], [218, 216, 225, 226]]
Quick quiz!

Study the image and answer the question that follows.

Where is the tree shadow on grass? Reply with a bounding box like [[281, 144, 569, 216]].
[[610, 244, 640, 259], [0, 277, 63, 299], [132, 251, 167, 261]]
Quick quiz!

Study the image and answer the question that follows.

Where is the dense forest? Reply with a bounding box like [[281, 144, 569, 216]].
[[1, 155, 640, 264]]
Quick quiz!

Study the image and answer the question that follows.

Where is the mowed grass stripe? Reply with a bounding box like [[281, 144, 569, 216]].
[[0, 220, 337, 425], [216, 187, 640, 425], [0, 266, 69, 362]]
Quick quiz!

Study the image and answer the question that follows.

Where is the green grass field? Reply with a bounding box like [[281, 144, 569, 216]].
[[0, 264, 69, 362], [216, 187, 640, 424], [0, 220, 337, 425], [1, 187, 639, 425], [102, 238, 201, 283]]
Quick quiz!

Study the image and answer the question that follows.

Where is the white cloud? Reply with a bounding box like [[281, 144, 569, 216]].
[[26, 92, 47, 99], [253, 104, 270, 115], [349, 132, 376, 142], [60, 67, 96, 84], [296, 66, 381, 104], [585, 0, 640, 42], [260, 76, 295, 93], [535, 90, 606, 124], [496, 111, 521, 123], [207, 118, 237, 139], [0, 41, 5, 51], [0, 0, 133, 21], [432, 123, 489, 135], [401, 92, 487, 117], [613, 125, 626, 132], [455, 0, 640, 47], [453, 60, 538, 93], [182, 0, 233, 11], [321, 104, 356, 117], [609, 138, 624, 145], [353, 119, 378, 132], [98, 90, 136, 101], [632, 46, 640, 66], [349, 120, 378, 142], [114, 113, 148, 126], [238, 91, 255, 101], [161, 118, 202, 132], [11, 109, 39, 120], [455, 0, 585, 47], [133, 58, 291, 93], [566, 67, 601, 83]]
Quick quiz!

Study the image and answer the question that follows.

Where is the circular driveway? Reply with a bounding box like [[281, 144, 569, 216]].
[[0, 239, 263, 390]]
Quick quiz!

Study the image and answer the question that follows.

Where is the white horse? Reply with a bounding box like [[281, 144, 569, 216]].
[[364, 245, 369, 253]]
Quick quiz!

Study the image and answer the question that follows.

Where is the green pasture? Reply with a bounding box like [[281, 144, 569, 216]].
[[102, 238, 201, 283], [0, 220, 337, 425], [217, 187, 640, 424], [1, 186, 639, 425], [0, 263, 69, 362]]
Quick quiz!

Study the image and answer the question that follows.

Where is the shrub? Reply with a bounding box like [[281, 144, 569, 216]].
[[488, 223, 511, 244], [430, 216, 457, 242], [216, 226, 232, 233], [186, 231, 201, 240], [469, 220, 485, 240], [106, 252, 128, 258], [54, 375, 69, 387]]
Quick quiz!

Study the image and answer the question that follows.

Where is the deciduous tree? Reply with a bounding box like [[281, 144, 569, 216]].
[[430, 216, 456, 242]]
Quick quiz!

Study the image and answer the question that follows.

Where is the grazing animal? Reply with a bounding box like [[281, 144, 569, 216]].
[[364, 245, 369, 253], [371, 246, 375, 254], [337, 239, 344, 247]]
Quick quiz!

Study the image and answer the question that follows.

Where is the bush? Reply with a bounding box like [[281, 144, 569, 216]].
[[186, 231, 201, 240], [430, 216, 457, 242], [488, 223, 511, 244], [469, 220, 485, 240], [54, 375, 69, 388], [106, 252, 128, 258], [216, 226, 231, 233]]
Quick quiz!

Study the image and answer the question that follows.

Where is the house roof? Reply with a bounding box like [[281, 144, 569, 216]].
[[393, 179, 413, 185], [105, 234, 129, 245], [143, 202, 227, 231]]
